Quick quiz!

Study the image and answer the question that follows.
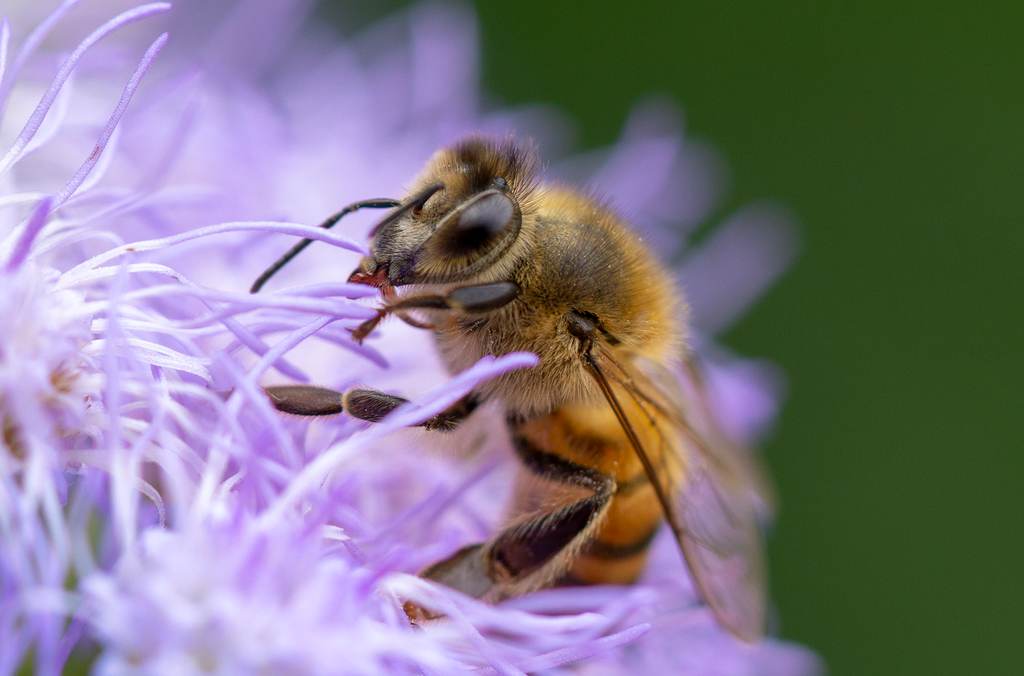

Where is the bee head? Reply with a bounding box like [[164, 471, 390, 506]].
[[351, 138, 539, 287]]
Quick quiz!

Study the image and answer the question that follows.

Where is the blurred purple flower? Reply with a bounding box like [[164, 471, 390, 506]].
[[0, 1, 820, 674]]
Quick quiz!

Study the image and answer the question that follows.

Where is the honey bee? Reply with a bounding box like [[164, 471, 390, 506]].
[[251, 138, 770, 641]]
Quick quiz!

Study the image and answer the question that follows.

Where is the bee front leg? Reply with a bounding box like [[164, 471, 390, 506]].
[[264, 385, 482, 431], [351, 281, 520, 342]]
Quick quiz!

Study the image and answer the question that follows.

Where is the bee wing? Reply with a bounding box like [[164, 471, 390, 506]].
[[589, 345, 769, 642]]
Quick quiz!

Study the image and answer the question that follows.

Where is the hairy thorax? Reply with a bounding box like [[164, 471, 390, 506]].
[[431, 187, 683, 417]]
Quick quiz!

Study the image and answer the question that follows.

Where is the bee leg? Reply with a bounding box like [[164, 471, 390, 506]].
[[264, 384, 481, 431], [264, 385, 344, 416], [415, 444, 615, 606], [351, 281, 520, 342], [488, 442, 615, 585], [343, 389, 481, 431], [393, 281, 521, 313]]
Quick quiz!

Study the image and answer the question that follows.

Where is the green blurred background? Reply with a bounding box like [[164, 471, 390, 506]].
[[321, 2, 1023, 675]]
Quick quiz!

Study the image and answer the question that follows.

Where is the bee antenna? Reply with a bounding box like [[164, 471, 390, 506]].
[[368, 182, 444, 237], [250, 198, 401, 293]]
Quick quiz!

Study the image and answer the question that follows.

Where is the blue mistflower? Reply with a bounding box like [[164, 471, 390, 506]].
[[0, 1, 821, 674]]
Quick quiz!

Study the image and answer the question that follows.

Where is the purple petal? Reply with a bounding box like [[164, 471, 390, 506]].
[[680, 204, 800, 335], [0, 0, 84, 109], [0, 2, 172, 178], [0, 17, 10, 97], [0, 2, 816, 672], [53, 32, 169, 207], [3, 195, 51, 271]]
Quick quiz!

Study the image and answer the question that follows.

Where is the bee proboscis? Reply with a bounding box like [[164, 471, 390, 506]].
[[252, 138, 770, 641]]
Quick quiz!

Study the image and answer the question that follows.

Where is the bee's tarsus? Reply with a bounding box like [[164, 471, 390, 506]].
[[349, 310, 385, 344], [263, 385, 343, 416], [342, 388, 406, 423], [342, 389, 482, 431]]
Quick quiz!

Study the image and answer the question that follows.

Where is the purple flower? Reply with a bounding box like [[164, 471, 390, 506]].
[[0, 1, 820, 674]]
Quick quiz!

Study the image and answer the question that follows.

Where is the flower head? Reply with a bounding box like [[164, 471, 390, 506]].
[[0, 1, 820, 674], [0, 259, 101, 455]]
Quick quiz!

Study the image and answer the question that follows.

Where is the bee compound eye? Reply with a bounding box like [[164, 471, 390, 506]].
[[452, 192, 515, 249], [419, 188, 523, 281]]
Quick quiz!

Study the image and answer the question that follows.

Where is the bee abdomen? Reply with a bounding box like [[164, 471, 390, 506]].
[[581, 523, 660, 560], [505, 408, 665, 587]]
